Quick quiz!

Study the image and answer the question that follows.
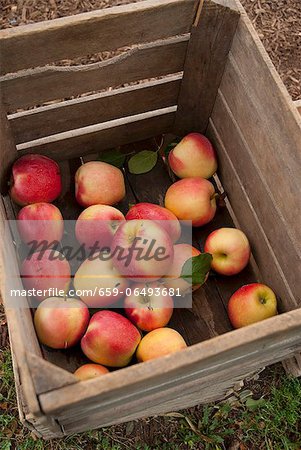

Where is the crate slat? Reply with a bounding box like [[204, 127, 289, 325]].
[[17, 107, 177, 160], [9, 76, 182, 144], [0, 0, 197, 76], [210, 91, 301, 306], [1, 35, 189, 112], [174, 0, 239, 135]]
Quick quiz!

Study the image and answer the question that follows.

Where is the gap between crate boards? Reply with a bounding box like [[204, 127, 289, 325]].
[[4, 135, 263, 374]]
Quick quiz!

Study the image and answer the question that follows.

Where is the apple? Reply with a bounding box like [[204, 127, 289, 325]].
[[75, 204, 125, 249], [126, 203, 181, 243], [168, 133, 217, 179], [21, 250, 71, 301], [81, 310, 141, 367], [10, 154, 62, 206], [136, 327, 187, 362], [34, 297, 89, 349], [17, 202, 64, 244], [164, 177, 217, 227], [204, 227, 251, 276], [164, 244, 203, 295], [124, 281, 174, 331], [73, 252, 129, 308], [112, 219, 174, 283], [74, 364, 109, 380], [75, 161, 125, 207], [227, 283, 278, 328]]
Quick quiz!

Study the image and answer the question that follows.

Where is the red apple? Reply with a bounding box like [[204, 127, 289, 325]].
[[112, 220, 174, 282], [75, 204, 125, 249], [136, 327, 187, 362], [34, 297, 89, 349], [10, 154, 62, 206], [168, 133, 217, 179], [21, 250, 71, 301], [74, 364, 109, 380], [204, 227, 251, 276], [73, 252, 129, 308], [126, 203, 181, 243], [228, 283, 278, 329], [75, 161, 125, 207], [124, 281, 174, 331], [164, 177, 217, 227], [164, 244, 203, 295], [81, 310, 141, 367], [17, 202, 64, 244]]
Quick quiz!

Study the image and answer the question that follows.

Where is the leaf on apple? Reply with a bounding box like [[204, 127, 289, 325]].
[[180, 253, 212, 286], [98, 149, 126, 168], [163, 140, 180, 158], [128, 150, 158, 174]]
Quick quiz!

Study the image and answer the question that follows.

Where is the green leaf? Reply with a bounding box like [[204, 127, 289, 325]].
[[245, 397, 266, 410], [128, 150, 158, 174], [98, 149, 126, 168], [180, 253, 212, 286], [164, 140, 180, 158]]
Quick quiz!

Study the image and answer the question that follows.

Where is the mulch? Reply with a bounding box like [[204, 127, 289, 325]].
[[0, 0, 300, 100]]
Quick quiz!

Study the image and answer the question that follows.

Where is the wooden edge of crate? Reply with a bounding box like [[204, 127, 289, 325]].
[[37, 308, 301, 415], [294, 99, 301, 114], [0, 0, 199, 76]]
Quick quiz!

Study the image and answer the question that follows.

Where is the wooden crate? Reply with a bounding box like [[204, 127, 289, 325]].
[[1, 0, 301, 439]]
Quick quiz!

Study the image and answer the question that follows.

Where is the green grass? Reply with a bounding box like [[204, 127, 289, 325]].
[[1, 344, 301, 449]]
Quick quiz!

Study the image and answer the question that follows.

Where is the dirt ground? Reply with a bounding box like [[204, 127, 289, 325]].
[[0, 0, 300, 100]]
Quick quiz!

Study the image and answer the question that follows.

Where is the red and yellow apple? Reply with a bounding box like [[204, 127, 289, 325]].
[[75, 161, 125, 207], [17, 202, 64, 244], [81, 310, 141, 367], [34, 297, 89, 349], [21, 250, 71, 301], [10, 154, 62, 206], [74, 364, 109, 380], [204, 228, 251, 276], [75, 204, 125, 249], [126, 203, 181, 243], [74, 252, 129, 308], [136, 327, 187, 362], [164, 177, 217, 227], [124, 282, 174, 331], [112, 220, 174, 282], [168, 133, 217, 179], [164, 244, 203, 295], [228, 283, 278, 328]]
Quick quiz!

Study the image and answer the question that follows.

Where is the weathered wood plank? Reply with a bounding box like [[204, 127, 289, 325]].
[[17, 107, 177, 160], [0, 102, 18, 193], [0, 0, 197, 75], [174, 0, 239, 135], [211, 91, 301, 304], [220, 17, 301, 253], [1, 36, 189, 111], [10, 76, 182, 144], [295, 99, 301, 114], [26, 353, 77, 395], [207, 120, 298, 310], [39, 308, 301, 419]]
